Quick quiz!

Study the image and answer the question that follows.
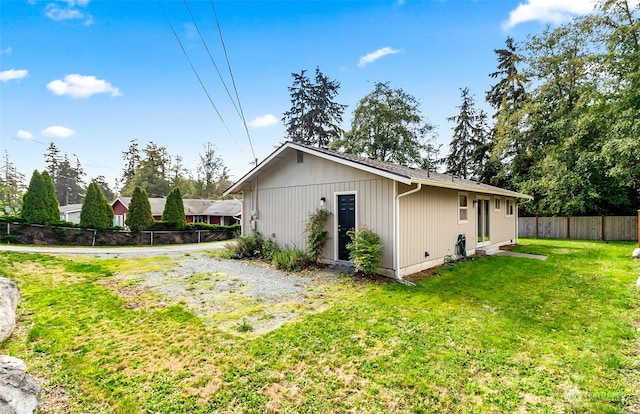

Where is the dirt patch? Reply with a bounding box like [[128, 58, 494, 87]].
[[109, 253, 346, 335]]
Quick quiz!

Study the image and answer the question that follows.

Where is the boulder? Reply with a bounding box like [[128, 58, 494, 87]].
[[633, 248, 640, 259], [0, 357, 41, 414], [0, 278, 20, 343]]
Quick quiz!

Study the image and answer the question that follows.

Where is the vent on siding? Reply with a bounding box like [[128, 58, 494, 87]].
[[297, 150, 304, 164]]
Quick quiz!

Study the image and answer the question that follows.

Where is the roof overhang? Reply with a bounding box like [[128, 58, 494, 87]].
[[411, 178, 533, 200], [223, 141, 412, 196]]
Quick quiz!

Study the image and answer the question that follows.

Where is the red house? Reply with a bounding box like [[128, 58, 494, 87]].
[[112, 197, 241, 228]]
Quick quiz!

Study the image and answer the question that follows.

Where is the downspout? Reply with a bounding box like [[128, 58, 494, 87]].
[[395, 182, 422, 285]]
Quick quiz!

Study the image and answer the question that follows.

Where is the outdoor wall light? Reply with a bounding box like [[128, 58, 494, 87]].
[[473, 199, 478, 207], [320, 197, 326, 207]]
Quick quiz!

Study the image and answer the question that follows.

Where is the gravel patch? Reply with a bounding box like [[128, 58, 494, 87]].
[[112, 251, 346, 335]]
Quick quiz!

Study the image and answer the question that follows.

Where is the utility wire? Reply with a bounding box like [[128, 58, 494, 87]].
[[156, 0, 237, 145], [210, 0, 257, 164], [183, 0, 242, 119]]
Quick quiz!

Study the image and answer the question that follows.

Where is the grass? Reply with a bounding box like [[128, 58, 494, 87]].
[[1, 238, 639, 413]]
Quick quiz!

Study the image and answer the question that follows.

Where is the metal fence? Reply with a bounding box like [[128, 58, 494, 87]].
[[518, 215, 639, 241]]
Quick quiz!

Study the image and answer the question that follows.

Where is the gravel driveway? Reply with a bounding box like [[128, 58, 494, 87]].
[[113, 251, 346, 334]]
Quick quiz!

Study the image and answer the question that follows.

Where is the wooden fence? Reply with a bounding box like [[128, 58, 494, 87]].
[[518, 213, 639, 241]]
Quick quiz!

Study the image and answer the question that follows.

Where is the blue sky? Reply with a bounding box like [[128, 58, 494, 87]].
[[0, 0, 596, 190]]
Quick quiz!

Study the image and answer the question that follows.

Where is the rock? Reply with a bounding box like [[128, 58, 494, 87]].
[[0, 278, 20, 343], [633, 248, 640, 259], [0, 357, 41, 414]]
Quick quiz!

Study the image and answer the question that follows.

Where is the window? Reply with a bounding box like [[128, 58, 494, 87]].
[[458, 193, 468, 223], [505, 199, 515, 217], [193, 215, 208, 223], [494, 197, 501, 211]]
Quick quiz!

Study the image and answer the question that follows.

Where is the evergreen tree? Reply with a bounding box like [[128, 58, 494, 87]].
[[22, 170, 59, 224], [120, 141, 171, 197], [0, 150, 25, 214], [41, 170, 60, 224], [282, 67, 346, 147], [445, 88, 487, 179], [121, 138, 140, 189], [161, 187, 186, 229], [125, 186, 154, 232], [80, 181, 114, 228]]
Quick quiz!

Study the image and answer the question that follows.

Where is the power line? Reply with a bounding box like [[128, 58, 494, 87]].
[[210, 0, 257, 164], [156, 0, 237, 145], [183, 0, 241, 119]]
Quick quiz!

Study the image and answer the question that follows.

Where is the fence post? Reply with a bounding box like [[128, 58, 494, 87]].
[[566, 217, 570, 239], [535, 216, 539, 238], [601, 216, 605, 241]]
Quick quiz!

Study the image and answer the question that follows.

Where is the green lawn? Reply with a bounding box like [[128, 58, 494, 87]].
[[1, 239, 639, 413]]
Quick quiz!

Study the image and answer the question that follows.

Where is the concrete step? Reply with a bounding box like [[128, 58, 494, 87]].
[[476, 245, 500, 256]]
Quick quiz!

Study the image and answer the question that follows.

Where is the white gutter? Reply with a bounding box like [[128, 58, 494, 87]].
[[394, 182, 422, 284]]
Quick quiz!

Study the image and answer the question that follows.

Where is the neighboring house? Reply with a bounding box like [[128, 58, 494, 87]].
[[112, 197, 241, 228], [224, 141, 532, 280], [59, 203, 83, 224]]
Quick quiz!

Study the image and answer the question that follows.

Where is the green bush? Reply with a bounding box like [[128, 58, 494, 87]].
[[234, 233, 264, 258], [271, 247, 311, 272], [161, 188, 187, 230], [80, 181, 114, 229], [347, 227, 382, 276], [125, 187, 154, 232], [21, 170, 60, 225], [305, 208, 330, 263]]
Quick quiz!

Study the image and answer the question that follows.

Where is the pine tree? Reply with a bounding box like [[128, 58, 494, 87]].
[[161, 187, 186, 229], [21, 170, 47, 224], [80, 181, 114, 228], [282, 67, 346, 147], [445, 88, 487, 180], [41, 170, 60, 224], [125, 186, 154, 232]]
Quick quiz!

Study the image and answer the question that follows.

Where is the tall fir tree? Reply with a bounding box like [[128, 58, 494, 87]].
[[80, 181, 114, 228], [125, 186, 154, 232], [444, 88, 488, 179], [161, 187, 186, 229], [22, 170, 59, 225], [282, 67, 346, 147]]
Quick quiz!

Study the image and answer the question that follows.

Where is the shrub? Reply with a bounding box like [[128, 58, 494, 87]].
[[125, 187, 154, 232], [161, 187, 186, 230], [305, 208, 330, 263], [80, 181, 114, 228], [21, 170, 60, 225], [234, 233, 264, 258], [271, 247, 311, 272], [347, 227, 382, 276]]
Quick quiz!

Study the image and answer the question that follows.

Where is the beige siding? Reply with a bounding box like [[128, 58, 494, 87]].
[[398, 188, 518, 276], [490, 196, 518, 244], [244, 149, 395, 273], [398, 185, 474, 272]]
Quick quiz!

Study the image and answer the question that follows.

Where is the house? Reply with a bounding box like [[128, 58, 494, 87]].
[[59, 203, 83, 224], [224, 141, 532, 280], [112, 197, 241, 228]]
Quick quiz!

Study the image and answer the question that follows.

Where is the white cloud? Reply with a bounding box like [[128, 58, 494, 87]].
[[16, 130, 34, 140], [47, 74, 122, 98], [249, 114, 278, 128], [503, 0, 596, 29], [358, 47, 401, 67], [0, 47, 12, 56], [42, 126, 76, 138], [0, 69, 28, 82], [44, 1, 93, 25]]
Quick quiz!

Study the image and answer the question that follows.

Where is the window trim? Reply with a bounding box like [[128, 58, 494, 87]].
[[458, 192, 469, 224], [505, 199, 515, 217]]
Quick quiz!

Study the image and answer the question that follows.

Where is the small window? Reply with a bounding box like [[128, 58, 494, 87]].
[[297, 150, 304, 164], [458, 193, 468, 223], [494, 197, 501, 211], [505, 199, 515, 217]]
